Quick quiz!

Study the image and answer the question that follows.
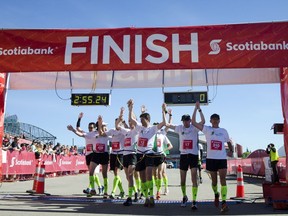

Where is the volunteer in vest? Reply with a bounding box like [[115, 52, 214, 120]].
[[127, 99, 166, 208], [98, 116, 125, 199], [165, 105, 205, 210], [66, 112, 103, 197], [266, 143, 279, 183], [94, 117, 111, 199], [192, 101, 233, 213], [116, 107, 139, 206]]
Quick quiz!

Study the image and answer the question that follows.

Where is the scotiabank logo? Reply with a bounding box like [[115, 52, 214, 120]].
[[9, 157, 33, 167], [58, 159, 72, 166], [209, 39, 222, 55], [227, 41, 288, 51], [209, 39, 288, 55]]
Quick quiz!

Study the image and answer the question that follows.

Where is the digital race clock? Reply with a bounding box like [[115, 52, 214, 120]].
[[164, 91, 208, 106], [71, 93, 110, 106]]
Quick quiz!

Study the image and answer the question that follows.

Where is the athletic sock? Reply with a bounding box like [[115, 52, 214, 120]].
[[221, 185, 227, 201], [192, 186, 198, 202], [94, 175, 101, 187], [89, 175, 95, 189], [181, 185, 186, 196], [104, 177, 108, 193], [117, 176, 124, 192], [112, 176, 120, 194], [128, 186, 133, 198]]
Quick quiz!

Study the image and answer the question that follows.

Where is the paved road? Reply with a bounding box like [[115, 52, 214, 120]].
[[0, 169, 285, 215]]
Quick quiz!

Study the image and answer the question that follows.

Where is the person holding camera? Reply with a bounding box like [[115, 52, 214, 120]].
[[266, 143, 279, 183]]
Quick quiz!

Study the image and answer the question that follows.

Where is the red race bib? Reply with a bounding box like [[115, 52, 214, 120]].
[[96, 143, 105, 152], [124, 138, 131, 147], [138, 137, 148, 147], [183, 140, 193, 149], [86, 144, 93, 152], [112, 142, 120, 150], [211, 140, 222, 150], [157, 139, 161, 147]]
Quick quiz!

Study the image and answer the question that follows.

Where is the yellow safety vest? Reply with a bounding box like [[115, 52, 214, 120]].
[[270, 150, 279, 162]]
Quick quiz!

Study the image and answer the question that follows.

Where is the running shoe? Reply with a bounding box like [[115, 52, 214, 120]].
[[133, 192, 139, 202], [83, 188, 91, 194], [98, 185, 104, 195], [149, 196, 155, 208], [220, 201, 229, 213], [118, 191, 125, 199], [164, 188, 169, 195], [156, 191, 161, 200], [90, 189, 96, 196], [214, 192, 220, 208], [144, 198, 150, 207], [181, 195, 188, 207], [139, 192, 144, 200], [109, 193, 115, 199], [123, 197, 132, 206], [191, 201, 198, 210], [103, 193, 109, 199]]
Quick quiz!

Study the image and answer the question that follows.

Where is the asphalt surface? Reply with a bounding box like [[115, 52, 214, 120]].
[[0, 168, 286, 215]]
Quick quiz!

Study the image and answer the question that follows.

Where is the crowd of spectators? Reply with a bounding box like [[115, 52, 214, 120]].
[[2, 133, 82, 157]]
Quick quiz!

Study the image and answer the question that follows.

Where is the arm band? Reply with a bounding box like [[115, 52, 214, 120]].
[[76, 118, 81, 127]]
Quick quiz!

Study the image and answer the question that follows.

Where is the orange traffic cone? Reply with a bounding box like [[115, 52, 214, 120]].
[[35, 163, 45, 194], [26, 161, 41, 193], [236, 165, 245, 198]]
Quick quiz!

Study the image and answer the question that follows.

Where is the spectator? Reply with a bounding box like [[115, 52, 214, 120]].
[[10, 136, 21, 151]]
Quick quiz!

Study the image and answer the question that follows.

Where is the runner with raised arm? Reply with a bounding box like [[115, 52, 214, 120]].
[[127, 99, 166, 207], [165, 105, 205, 210], [192, 101, 233, 213], [67, 112, 103, 197]]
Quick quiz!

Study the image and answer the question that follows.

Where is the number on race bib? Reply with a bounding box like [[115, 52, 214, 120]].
[[211, 140, 222, 150], [183, 140, 193, 149], [124, 138, 131, 147], [112, 142, 120, 150], [138, 138, 148, 147]]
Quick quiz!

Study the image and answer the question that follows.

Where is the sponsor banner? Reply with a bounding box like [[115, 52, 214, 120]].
[[281, 67, 288, 182], [0, 22, 288, 72], [2, 150, 87, 175], [227, 157, 286, 180], [0, 73, 6, 180]]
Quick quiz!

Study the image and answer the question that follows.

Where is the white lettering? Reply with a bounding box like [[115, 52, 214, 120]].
[[146, 34, 169, 64], [64, 36, 89, 64], [91, 36, 99, 64], [226, 41, 288, 51], [172, 33, 199, 63], [103, 35, 130, 64]]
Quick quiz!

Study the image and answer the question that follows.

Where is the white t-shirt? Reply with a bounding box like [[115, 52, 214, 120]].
[[94, 135, 110, 153], [175, 124, 199, 155], [135, 123, 158, 154], [202, 125, 229, 159], [106, 129, 125, 154], [154, 132, 171, 155], [83, 131, 99, 156], [119, 126, 138, 156]]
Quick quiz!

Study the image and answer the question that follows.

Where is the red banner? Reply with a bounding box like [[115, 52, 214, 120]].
[[2, 151, 87, 175], [0, 22, 288, 72], [281, 67, 288, 182], [0, 73, 6, 182], [227, 157, 286, 181]]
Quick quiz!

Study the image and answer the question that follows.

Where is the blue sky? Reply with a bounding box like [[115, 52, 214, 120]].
[[1, 0, 287, 152]]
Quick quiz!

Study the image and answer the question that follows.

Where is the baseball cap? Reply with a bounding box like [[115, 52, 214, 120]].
[[181, 114, 191, 121], [210, 113, 220, 120]]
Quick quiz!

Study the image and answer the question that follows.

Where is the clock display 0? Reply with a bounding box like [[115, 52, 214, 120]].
[[164, 91, 208, 106], [71, 93, 110, 106]]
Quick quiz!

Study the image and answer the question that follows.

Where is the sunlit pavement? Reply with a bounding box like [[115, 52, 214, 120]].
[[0, 169, 286, 215]]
